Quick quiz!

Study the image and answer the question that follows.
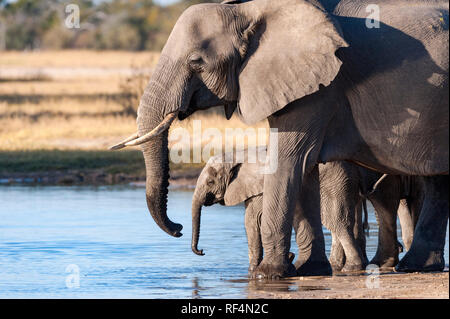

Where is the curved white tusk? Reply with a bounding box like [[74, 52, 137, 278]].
[[109, 112, 178, 150], [109, 133, 139, 150], [125, 111, 178, 147]]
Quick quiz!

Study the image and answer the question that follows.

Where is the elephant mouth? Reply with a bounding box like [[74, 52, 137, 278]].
[[203, 192, 217, 206], [180, 82, 230, 120], [178, 107, 196, 121]]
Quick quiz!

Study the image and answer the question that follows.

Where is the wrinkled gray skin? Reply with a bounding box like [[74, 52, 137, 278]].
[[131, 0, 449, 278], [314, 162, 369, 272], [366, 174, 449, 271], [192, 155, 432, 272], [363, 174, 424, 269], [192, 153, 367, 273]]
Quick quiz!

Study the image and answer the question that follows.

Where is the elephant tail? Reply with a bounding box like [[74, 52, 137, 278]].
[[362, 198, 370, 237], [359, 173, 389, 238], [357, 171, 371, 238]]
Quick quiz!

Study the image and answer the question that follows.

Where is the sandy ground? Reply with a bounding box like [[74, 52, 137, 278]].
[[245, 269, 449, 299]]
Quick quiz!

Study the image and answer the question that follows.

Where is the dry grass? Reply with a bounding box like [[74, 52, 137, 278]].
[[0, 79, 125, 95], [0, 50, 159, 68], [0, 108, 268, 151], [0, 98, 124, 115], [1, 115, 136, 151], [0, 50, 267, 174]]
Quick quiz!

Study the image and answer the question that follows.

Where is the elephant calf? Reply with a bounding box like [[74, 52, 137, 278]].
[[191, 149, 266, 271], [191, 149, 370, 273]]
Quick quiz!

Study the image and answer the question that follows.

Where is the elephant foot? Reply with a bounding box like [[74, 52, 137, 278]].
[[248, 263, 259, 273], [251, 258, 297, 280], [369, 255, 399, 269], [296, 260, 332, 277], [341, 262, 365, 272], [330, 262, 344, 272], [340, 256, 368, 272], [248, 257, 263, 273], [395, 250, 445, 273], [249, 253, 295, 278]]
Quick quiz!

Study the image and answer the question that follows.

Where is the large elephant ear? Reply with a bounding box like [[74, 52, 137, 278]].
[[236, 0, 348, 125], [224, 162, 264, 206]]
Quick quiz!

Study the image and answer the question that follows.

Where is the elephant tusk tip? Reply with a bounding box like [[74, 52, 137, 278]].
[[109, 132, 140, 150], [109, 144, 126, 151]]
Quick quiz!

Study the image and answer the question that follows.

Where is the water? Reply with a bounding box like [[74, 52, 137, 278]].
[[0, 185, 448, 298]]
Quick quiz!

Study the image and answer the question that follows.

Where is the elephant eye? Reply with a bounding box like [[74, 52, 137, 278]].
[[189, 54, 203, 63], [189, 54, 204, 72]]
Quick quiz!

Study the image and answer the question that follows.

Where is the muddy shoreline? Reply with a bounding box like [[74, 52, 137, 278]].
[[247, 270, 449, 299]]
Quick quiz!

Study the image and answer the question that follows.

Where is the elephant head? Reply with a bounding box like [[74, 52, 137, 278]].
[[110, 0, 346, 238], [191, 150, 265, 255]]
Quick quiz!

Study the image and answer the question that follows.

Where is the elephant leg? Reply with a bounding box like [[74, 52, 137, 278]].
[[396, 176, 449, 272], [252, 157, 300, 279], [244, 196, 264, 273], [335, 200, 369, 272], [329, 235, 346, 272], [397, 199, 415, 251], [253, 96, 334, 279], [369, 181, 401, 268], [336, 228, 366, 272], [317, 162, 366, 272], [293, 166, 332, 276], [322, 203, 365, 272]]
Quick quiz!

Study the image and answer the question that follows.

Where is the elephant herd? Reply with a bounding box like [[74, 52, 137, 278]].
[[191, 148, 443, 276], [110, 0, 449, 278]]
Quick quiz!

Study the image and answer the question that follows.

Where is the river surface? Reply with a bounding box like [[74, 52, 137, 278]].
[[0, 185, 448, 298]]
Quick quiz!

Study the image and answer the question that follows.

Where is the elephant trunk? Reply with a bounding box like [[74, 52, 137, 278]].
[[141, 130, 183, 237], [191, 192, 205, 256], [137, 57, 189, 238]]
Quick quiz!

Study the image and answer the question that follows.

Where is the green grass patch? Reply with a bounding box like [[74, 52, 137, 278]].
[[0, 150, 145, 174], [0, 149, 206, 175]]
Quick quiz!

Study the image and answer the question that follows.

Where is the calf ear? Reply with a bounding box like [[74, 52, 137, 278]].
[[224, 163, 264, 206], [236, 0, 348, 125]]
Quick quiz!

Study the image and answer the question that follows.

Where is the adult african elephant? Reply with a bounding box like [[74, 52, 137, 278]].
[[111, 0, 449, 278]]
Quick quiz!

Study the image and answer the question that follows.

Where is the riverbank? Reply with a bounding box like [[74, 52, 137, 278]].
[[0, 150, 202, 187], [247, 270, 449, 299], [0, 167, 201, 188]]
